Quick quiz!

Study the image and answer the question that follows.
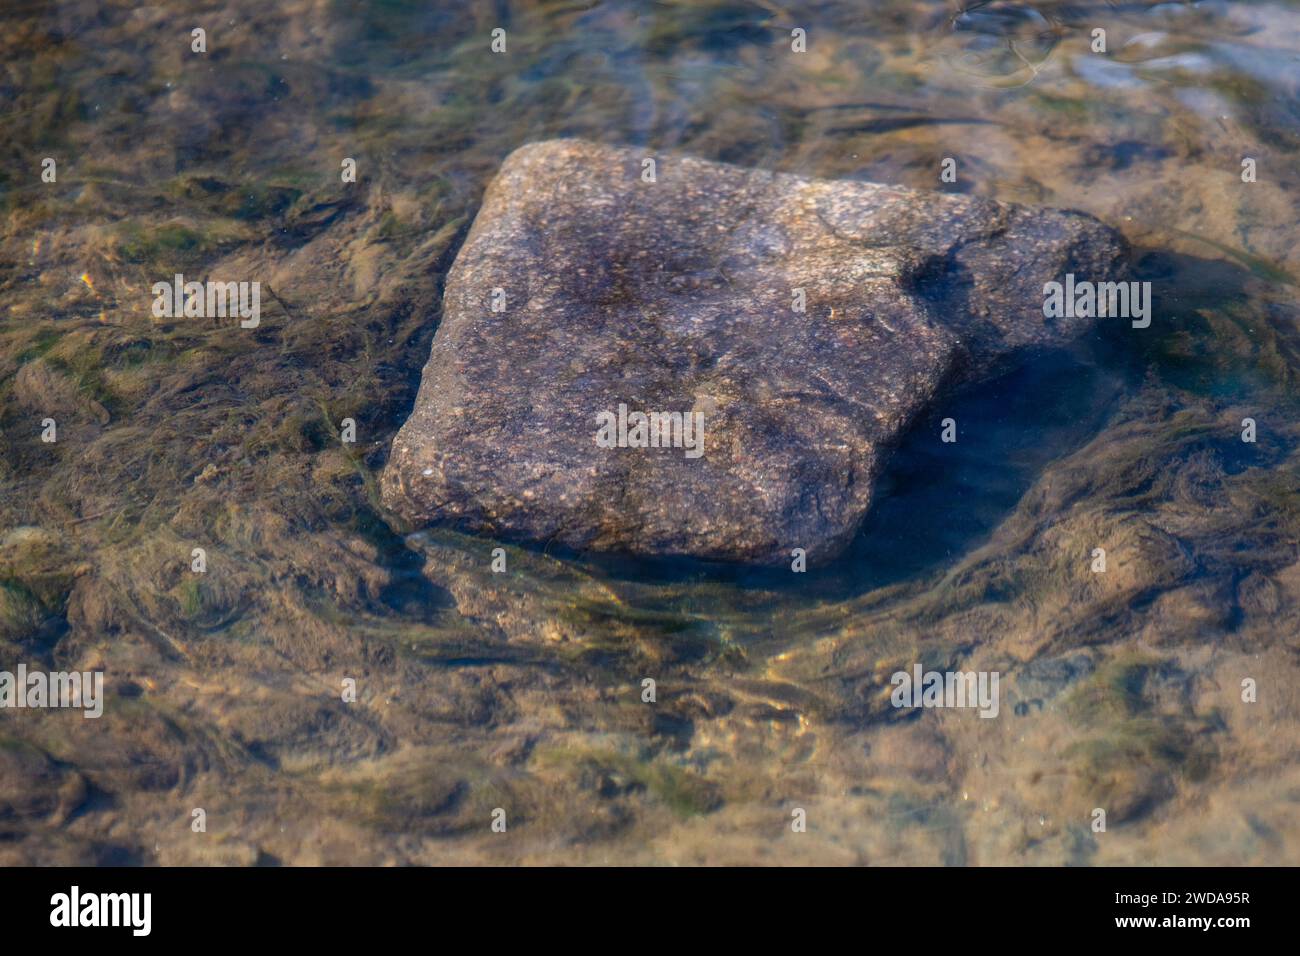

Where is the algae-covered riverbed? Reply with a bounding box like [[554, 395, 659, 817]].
[[2, 0, 1299, 865]]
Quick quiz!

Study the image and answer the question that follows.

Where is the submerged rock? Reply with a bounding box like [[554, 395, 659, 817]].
[[382, 139, 1128, 564]]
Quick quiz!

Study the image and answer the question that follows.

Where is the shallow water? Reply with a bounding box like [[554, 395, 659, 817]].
[[2, 0, 1299, 864]]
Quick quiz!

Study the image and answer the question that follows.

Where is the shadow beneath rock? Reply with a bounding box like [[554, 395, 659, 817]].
[[840, 346, 1123, 592], [352, 505, 455, 622]]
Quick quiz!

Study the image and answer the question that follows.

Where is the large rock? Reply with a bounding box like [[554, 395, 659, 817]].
[[382, 139, 1128, 564]]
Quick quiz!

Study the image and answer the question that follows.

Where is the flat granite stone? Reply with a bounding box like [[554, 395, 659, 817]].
[[381, 139, 1128, 565]]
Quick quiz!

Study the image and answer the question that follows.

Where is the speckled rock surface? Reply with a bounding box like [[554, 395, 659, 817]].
[[382, 139, 1128, 564]]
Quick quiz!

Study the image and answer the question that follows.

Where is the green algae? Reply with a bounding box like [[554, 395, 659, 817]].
[[535, 745, 721, 819]]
